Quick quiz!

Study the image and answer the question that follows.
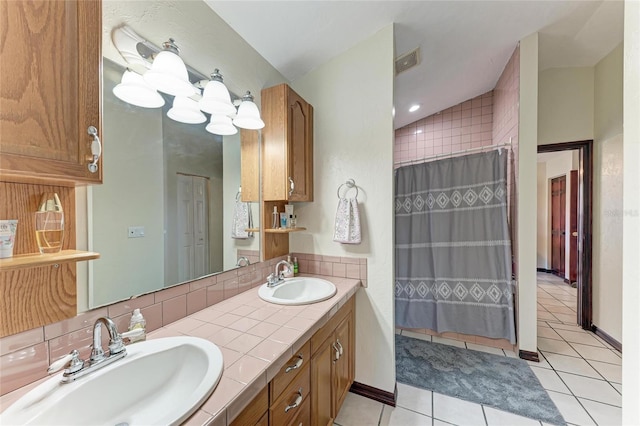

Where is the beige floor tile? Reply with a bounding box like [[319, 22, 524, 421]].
[[380, 405, 431, 426], [553, 313, 579, 324], [402, 330, 432, 342], [542, 352, 600, 378], [334, 392, 384, 426], [588, 360, 622, 383], [553, 329, 605, 347], [558, 372, 621, 407], [527, 355, 553, 369], [396, 383, 432, 417], [611, 382, 622, 394], [432, 393, 485, 426], [537, 327, 562, 340], [432, 336, 466, 348], [548, 322, 584, 332], [483, 406, 541, 426], [547, 391, 596, 426], [537, 337, 580, 357], [579, 398, 622, 426], [537, 311, 559, 321], [465, 343, 505, 356], [544, 305, 576, 315], [529, 366, 570, 394], [568, 343, 621, 365]]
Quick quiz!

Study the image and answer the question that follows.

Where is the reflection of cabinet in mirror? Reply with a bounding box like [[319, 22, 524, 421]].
[[260, 84, 314, 260], [0, 0, 103, 185]]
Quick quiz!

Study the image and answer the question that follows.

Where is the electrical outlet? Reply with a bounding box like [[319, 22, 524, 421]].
[[128, 226, 145, 238]]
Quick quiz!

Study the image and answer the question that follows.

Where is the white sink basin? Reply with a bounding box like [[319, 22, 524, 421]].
[[258, 277, 337, 305], [0, 336, 223, 426]]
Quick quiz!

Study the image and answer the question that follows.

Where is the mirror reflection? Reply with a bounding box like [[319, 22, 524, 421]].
[[87, 59, 259, 309]]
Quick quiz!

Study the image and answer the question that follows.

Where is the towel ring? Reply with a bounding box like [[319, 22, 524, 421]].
[[337, 179, 358, 199]]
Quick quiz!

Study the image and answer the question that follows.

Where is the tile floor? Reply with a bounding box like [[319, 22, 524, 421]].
[[334, 273, 622, 426]]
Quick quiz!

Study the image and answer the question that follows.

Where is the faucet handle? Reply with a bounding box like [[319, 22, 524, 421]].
[[48, 350, 83, 374], [120, 328, 144, 340]]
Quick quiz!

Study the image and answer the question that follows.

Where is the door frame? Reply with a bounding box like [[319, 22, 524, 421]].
[[538, 140, 593, 330]]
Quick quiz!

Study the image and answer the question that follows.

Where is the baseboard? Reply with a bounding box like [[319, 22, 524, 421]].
[[591, 325, 622, 352], [518, 350, 540, 362], [563, 278, 570, 284], [349, 381, 396, 407], [536, 268, 553, 273]]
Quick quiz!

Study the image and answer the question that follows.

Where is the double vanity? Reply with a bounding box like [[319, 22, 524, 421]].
[[0, 275, 360, 425]]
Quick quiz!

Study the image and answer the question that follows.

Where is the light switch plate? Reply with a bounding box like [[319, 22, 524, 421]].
[[128, 226, 145, 238]]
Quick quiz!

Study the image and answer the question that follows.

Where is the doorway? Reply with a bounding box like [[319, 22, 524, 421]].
[[538, 141, 593, 329]]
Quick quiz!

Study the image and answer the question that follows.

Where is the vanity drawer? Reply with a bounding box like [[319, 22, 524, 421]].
[[288, 393, 310, 426], [229, 386, 268, 426], [271, 340, 310, 400], [270, 363, 310, 426]]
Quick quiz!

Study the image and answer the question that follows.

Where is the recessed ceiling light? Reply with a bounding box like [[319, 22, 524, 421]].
[[409, 104, 420, 112]]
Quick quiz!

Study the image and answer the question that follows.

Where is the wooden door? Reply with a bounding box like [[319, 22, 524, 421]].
[[569, 170, 579, 283], [551, 176, 566, 277], [0, 0, 102, 185], [177, 175, 195, 282], [192, 176, 209, 279], [333, 315, 353, 417], [287, 88, 313, 202], [310, 337, 334, 426]]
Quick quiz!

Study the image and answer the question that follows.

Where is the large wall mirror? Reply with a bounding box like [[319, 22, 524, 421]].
[[86, 59, 260, 309]]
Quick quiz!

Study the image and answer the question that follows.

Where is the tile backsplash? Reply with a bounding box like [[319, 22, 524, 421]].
[[0, 251, 366, 397]]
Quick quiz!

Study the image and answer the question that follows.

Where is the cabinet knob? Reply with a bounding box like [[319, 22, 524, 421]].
[[332, 343, 340, 361], [284, 388, 303, 413], [289, 177, 295, 197], [336, 339, 344, 356], [87, 126, 102, 173]]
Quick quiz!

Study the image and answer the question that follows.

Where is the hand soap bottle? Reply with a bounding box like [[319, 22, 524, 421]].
[[284, 255, 294, 278], [128, 308, 146, 343]]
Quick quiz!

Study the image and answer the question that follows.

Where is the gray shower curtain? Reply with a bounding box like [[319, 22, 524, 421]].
[[395, 150, 516, 343]]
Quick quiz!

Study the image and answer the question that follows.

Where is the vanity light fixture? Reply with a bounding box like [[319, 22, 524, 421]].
[[167, 96, 206, 124], [206, 114, 238, 136], [232, 91, 265, 130], [199, 69, 236, 116], [111, 26, 265, 134], [143, 39, 197, 97], [113, 70, 165, 108]]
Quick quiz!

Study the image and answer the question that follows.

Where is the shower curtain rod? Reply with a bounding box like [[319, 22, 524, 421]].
[[396, 141, 512, 167]]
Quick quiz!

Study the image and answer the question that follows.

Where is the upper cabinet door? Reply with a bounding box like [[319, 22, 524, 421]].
[[0, 0, 102, 185], [262, 83, 313, 202]]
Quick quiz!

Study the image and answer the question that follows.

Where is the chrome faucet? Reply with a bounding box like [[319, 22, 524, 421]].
[[236, 256, 250, 267], [266, 260, 292, 287], [47, 316, 142, 384]]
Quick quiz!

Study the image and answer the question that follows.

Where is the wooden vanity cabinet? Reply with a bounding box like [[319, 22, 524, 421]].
[[0, 0, 103, 185], [261, 83, 313, 202], [310, 298, 355, 426]]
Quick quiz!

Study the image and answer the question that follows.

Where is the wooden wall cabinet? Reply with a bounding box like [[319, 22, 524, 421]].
[[0, 0, 103, 186], [261, 83, 313, 202]]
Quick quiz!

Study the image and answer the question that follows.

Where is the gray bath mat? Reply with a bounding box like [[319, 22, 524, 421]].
[[396, 334, 566, 425]]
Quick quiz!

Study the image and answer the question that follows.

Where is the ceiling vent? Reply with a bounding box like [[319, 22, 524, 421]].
[[395, 48, 420, 75]]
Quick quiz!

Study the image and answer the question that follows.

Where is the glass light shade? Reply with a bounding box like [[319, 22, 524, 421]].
[[199, 79, 236, 116], [233, 98, 265, 130], [167, 96, 206, 124], [206, 114, 238, 136], [113, 71, 165, 108], [143, 50, 196, 97]]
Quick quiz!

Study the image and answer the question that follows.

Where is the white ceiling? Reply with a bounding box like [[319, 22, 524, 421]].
[[206, 1, 623, 129]]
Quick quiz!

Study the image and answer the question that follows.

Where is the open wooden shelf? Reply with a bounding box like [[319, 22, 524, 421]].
[[0, 249, 100, 271], [246, 228, 260, 233], [264, 227, 307, 234]]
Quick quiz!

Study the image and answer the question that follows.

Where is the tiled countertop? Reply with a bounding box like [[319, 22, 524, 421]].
[[1, 275, 361, 426]]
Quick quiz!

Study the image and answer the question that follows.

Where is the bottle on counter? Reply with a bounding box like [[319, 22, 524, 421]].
[[127, 308, 146, 343], [293, 257, 299, 276], [284, 255, 294, 278]]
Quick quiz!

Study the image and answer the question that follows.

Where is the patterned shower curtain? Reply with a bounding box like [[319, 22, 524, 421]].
[[395, 150, 516, 343]]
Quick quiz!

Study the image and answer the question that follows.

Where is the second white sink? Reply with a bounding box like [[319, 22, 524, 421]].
[[258, 277, 337, 305]]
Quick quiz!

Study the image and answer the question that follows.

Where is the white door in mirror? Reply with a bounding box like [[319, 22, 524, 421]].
[[0, 337, 223, 426]]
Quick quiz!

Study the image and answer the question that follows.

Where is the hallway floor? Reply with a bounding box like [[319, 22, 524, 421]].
[[334, 273, 622, 426]]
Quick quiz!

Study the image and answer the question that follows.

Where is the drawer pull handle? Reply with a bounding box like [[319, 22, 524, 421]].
[[285, 354, 303, 373], [285, 388, 303, 413], [332, 343, 340, 361], [336, 339, 344, 356]]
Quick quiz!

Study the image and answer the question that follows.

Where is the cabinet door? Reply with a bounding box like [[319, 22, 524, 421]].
[[287, 88, 313, 202], [0, 0, 102, 185], [333, 313, 353, 416], [310, 337, 334, 426]]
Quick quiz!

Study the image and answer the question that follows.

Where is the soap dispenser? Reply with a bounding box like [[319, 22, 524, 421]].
[[128, 309, 146, 343]]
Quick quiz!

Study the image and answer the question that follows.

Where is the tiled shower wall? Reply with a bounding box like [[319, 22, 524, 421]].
[[394, 91, 494, 168], [0, 253, 366, 396], [392, 45, 521, 348]]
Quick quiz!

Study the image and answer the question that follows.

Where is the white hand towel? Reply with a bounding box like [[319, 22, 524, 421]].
[[333, 197, 361, 244], [231, 200, 253, 239]]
